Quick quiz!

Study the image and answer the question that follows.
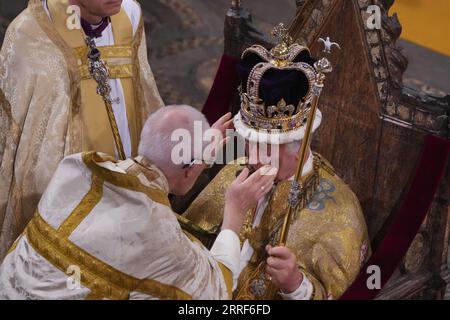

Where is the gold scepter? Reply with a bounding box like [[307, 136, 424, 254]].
[[277, 38, 337, 246], [85, 36, 126, 160]]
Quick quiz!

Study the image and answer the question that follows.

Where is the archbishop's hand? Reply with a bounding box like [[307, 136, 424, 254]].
[[206, 113, 234, 163], [211, 112, 233, 138], [222, 166, 277, 235]]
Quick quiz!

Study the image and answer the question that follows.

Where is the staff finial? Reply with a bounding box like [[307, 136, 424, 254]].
[[318, 36, 341, 54]]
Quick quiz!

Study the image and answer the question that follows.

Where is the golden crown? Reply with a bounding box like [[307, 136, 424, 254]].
[[239, 23, 317, 133]]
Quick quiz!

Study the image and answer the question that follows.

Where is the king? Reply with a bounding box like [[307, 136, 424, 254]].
[[184, 25, 371, 300]]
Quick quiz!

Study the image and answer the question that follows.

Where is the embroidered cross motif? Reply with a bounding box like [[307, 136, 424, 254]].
[[307, 178, 336, 211]]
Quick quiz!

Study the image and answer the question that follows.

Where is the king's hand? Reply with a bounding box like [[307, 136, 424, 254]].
[[265, 244, 303, 294]]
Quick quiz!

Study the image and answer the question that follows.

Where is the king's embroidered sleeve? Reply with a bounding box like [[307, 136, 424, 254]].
[[295, 228, 370, 300]]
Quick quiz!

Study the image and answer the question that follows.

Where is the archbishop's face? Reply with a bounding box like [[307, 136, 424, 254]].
[[78, 0, 123, 17]]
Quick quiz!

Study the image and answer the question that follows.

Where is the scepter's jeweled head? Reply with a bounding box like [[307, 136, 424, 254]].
[[234, 23, 322, 145]]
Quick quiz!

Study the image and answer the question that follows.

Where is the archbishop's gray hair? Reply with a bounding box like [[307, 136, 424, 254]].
[[138, 105, 210, 171]]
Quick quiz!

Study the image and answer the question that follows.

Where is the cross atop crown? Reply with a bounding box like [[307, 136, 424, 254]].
[[271, 23, 293, 46], [270, 23, 295, 61]]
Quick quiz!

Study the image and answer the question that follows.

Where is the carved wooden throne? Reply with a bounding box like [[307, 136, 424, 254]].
[[223, 0, 450, 299]]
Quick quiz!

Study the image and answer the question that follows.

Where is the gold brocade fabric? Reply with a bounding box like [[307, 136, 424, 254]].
[[0, 0, 163, 261], [74, 44, 134, 80], [47, 0, 136, 157], [184, 154, 371, 300], [25, 211, 194, 300]]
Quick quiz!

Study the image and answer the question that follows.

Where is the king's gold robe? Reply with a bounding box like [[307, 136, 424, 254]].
[[0, 0, 163, 260], [0, 152, 233, 300], [184, 154, 371, 300]]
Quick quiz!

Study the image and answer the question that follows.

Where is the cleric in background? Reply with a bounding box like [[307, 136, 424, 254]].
[[0, 0, 163, 261]]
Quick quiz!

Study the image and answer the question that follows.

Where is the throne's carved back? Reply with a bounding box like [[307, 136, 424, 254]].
[[224, 0, 449, 299]]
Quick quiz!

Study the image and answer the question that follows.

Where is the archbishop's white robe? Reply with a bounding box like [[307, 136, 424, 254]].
[[0, 152, 240, 300]]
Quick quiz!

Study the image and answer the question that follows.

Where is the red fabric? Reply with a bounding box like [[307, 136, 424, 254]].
[[340, 134, 450, 300], [202, 54, 240, 124]]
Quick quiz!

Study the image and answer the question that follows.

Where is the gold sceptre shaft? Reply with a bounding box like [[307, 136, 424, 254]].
[[278, 80, 322, 246], [278, 55, 333, 246], [103, 100, 126, 160], [85, 36, 126, 160], [262, 54, 334, 299], [261, 77, 323, 299]]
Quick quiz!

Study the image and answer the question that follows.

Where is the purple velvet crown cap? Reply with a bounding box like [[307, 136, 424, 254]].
[[236, 48, 316, 107]]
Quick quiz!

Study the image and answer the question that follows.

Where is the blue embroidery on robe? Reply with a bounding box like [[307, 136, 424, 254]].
[[307, 178, 336, 211]]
